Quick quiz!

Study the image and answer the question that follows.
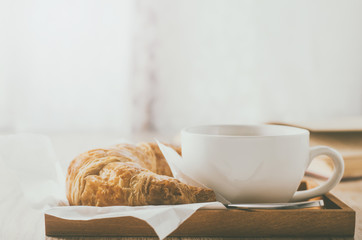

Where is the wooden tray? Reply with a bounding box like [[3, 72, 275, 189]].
[[45, 182, 356, 238]]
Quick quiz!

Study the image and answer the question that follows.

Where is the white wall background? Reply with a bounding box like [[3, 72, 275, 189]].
[[1, 0, 362, 135], [142, 0, 362, 133], [0, 0, 134, 133]]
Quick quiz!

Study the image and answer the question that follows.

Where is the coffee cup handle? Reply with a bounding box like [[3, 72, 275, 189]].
[[290, 146, 344, 202]]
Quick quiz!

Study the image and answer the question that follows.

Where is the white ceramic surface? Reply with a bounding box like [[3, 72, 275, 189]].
[[181, 125, 344, 203]]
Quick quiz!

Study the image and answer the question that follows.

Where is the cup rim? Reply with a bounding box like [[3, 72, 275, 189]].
[[181, 124, 309, 138]]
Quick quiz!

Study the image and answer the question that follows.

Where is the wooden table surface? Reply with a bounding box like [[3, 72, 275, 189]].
[[0, 133, 361, 240]]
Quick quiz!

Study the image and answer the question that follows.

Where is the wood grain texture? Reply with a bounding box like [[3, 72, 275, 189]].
[[44, 178, 362, 240], [41, 179, 362, 240], [45, 193, 355, 238]]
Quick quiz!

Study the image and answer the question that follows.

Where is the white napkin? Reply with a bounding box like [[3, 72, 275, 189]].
[[156, 140, 230, 205], [0, 134, 225, 240]]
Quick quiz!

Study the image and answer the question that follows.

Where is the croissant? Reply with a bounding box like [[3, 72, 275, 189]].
[[66, 142, 216, 206]]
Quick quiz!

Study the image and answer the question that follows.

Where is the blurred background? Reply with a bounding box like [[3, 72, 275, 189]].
[[1, 0, 362, 135], [1, 0, 362, 168]]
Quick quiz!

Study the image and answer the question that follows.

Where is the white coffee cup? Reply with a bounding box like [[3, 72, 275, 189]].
[[181, 124, 344, 203]]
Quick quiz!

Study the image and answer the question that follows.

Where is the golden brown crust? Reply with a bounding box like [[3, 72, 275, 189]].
[[136, 142, 181, 177], [66, 142, 215, 206]]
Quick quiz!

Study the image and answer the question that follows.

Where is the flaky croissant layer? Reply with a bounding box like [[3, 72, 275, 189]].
[[66, 142, 216, 206]]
